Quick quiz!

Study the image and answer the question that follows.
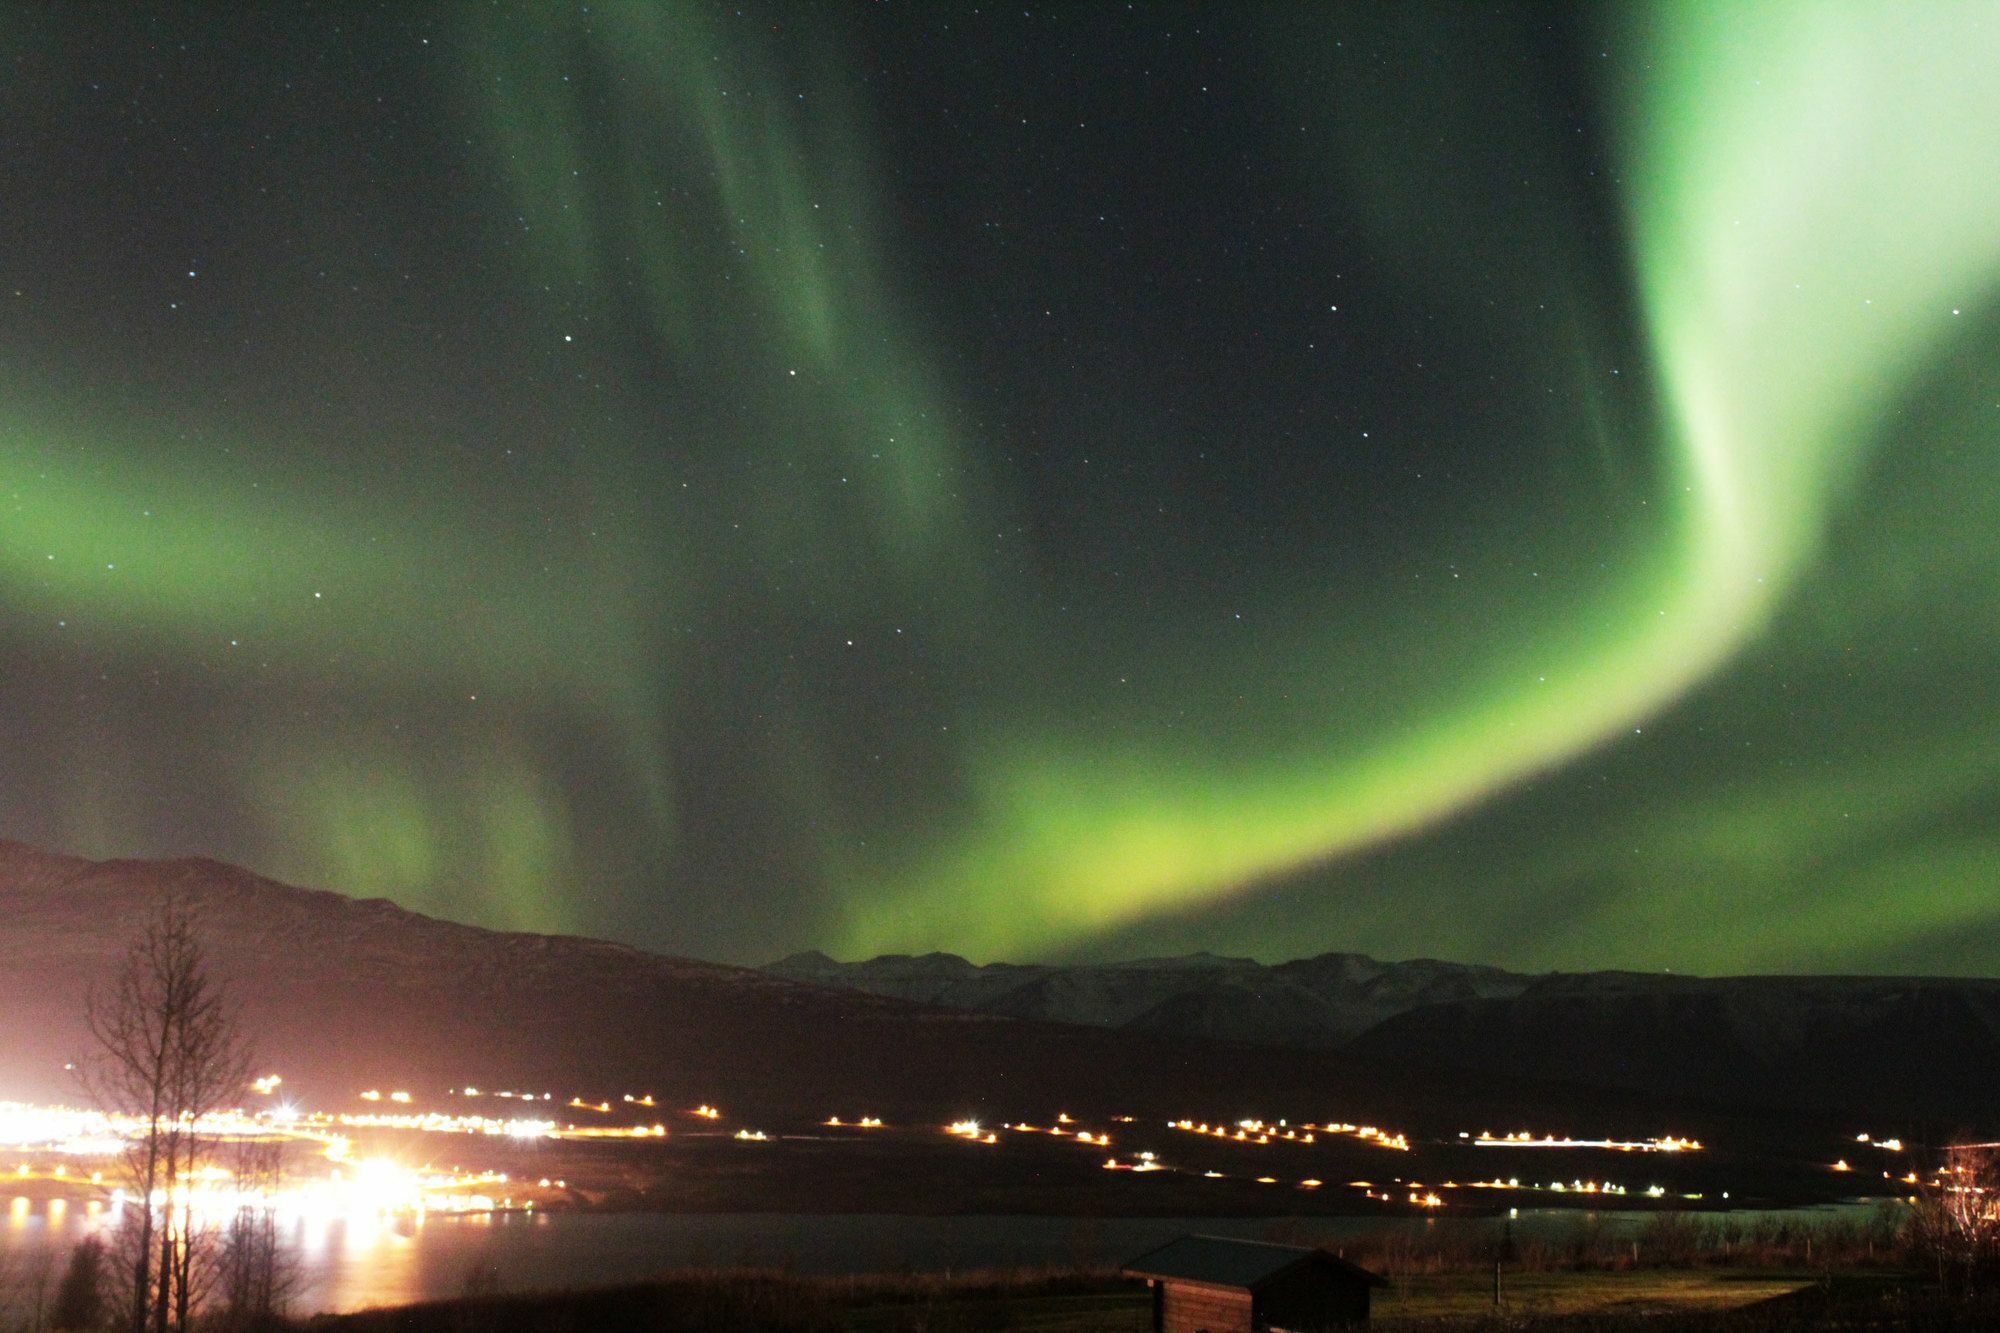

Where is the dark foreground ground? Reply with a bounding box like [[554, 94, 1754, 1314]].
[[302, 1267, 2000, 1332], [295, 1209, 1983, 1330]]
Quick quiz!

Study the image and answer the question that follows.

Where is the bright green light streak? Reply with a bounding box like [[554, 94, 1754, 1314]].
[[10, 5, 1998, 962], [1628, 1, 2000, 612], [474, 5, 993, 583], [1552, 745, 2000, 973], [840, 1, 2000, 958], [0, 410, 644, 693], [0, 404, 668, 928]]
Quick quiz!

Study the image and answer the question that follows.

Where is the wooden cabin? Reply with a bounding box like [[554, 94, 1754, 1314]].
[[1123, 1234, 1388, 1332]]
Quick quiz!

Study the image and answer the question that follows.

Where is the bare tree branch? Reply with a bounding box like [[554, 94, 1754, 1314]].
[[79, 891, 251, 1333]]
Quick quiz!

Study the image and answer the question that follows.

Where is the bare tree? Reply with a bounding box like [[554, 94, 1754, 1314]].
[[81, 892, 250, 1333], [1911, 1140, 2000, 1293], [212, 1137, 298, 1331]]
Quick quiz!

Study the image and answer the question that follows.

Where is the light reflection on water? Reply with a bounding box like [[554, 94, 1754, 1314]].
[[0, 1197, 1886, 1315]]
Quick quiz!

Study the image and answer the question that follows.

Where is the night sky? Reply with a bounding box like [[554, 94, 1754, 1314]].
[[6, 3, 1998, 974]]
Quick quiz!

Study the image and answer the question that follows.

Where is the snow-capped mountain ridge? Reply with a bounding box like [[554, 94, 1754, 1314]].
[[764, 947, 1533, 1045]]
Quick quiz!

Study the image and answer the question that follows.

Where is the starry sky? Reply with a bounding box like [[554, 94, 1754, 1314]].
[[5, 3, 1999, 974]]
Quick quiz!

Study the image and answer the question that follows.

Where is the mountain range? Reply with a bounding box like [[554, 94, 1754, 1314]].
[[765, 948, 1533, 1047], [0, 840, 1573, 1127], [767, 950, 2000, 1125], [4, 838, 1994, 1127]]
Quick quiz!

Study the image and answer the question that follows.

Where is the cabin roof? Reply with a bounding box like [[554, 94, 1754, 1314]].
[[1122, 1235, 1388, 1290]]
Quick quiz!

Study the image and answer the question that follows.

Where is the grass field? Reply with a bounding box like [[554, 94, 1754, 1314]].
[[841, 1286, 1150, 1331], [1376, 1269, 1817, 1322], [831, 1269, 1823, 1330]]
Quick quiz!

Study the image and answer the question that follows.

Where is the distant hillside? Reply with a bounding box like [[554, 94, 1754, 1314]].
[[765, 948, 1532, 1046], [11, 838, 1987, 1127], [769, 951, 2000, 1125], [1344, 971, 2000, 1127], [0, 841, 1600, 1128]]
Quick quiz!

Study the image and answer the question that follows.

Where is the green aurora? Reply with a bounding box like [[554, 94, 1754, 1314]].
[[3, 3, 1998, 971]]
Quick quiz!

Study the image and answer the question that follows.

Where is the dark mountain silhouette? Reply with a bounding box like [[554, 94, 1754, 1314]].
[[10, 838, 1988, 1128], [766, 948, 1531, 1046], [1345, 971, 2000, 1125], [0, 840, 1616, 1129], [770, 951, 2000, 1124]]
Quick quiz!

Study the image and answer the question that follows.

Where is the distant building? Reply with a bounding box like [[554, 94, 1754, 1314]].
[[1122, 1234, 1388, 1331]]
